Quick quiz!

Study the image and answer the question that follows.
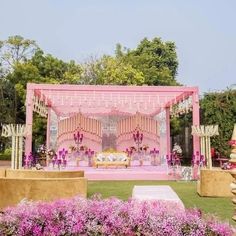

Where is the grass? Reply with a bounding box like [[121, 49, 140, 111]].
[[88, 180, 235, 225], [0, 154, 11, 160]]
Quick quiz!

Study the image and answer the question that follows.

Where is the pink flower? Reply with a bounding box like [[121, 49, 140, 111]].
[[0, 196, 234, 236]]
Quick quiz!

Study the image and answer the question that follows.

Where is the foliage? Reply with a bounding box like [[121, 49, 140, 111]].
[[0, 196, 234, 236], [3, 147, 11, 155], [0, 148, 11, 160], [0, 36, 84, 149], [81, 55, 144, 85], [0, 35, 182, 153], [31, 50, 82, 84], [0, 36, 39, 124], [115, 37, 179, 86], [0, 35, 38, 72], [81, 37, 179, 86], [32, 114, 47, 150], [170, 116, 183, 136], [0, 79, 16, 123], [201, 89, 236, 156], [0, 153, 11, 160]]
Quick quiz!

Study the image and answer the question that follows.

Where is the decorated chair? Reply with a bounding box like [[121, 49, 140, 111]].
[[93, 152, 130, 168]]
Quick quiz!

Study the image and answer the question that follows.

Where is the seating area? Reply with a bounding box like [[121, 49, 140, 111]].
[[93, 152, 130, 168]]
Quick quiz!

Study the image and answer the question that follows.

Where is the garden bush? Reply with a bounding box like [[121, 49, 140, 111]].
[[0, 153, 11, 160], [0, 196, 234, 236]]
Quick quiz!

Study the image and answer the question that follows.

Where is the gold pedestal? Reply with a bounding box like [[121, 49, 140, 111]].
[[229, 124, 236, 220], [229, 152, 236, 168], [230, 171, 236, 221]]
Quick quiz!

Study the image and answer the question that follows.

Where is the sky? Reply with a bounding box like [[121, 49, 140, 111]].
[[1, 0, 236, 93]]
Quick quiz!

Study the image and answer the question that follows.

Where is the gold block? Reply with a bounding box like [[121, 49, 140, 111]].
[[0, 177, 87, 209], [5, 169, 84, 178], [197, 168, 234, 197], [0, 168, 6, 177]]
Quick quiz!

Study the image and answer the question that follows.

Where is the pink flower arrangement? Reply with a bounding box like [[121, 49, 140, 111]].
[[0, 196, 234, 236], [229, 140, 236, 146]]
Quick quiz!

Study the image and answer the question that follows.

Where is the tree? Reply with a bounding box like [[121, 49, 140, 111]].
[[0, 35, 38, 71], [201, 89, 236, 156], [0, 35, 83, 151], [115, 37, 179, 86], [31, 50, 82, 84], [9, 50, 83, 149], [0, 35, 39, 124], [0, 35, 181, 153], [81, 55, 144, 85]]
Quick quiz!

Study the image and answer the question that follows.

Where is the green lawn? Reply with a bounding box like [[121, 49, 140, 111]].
[[88, 180, 234, 225]]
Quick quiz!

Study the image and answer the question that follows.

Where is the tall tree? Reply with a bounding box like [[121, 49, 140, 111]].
[[116, 37, 179, 86], [0, 35, 38, 71], [8, 50, 83, 148], [31, 50, 82, 84], [0, 36, 38, 124], [81, 55, 144, 85]]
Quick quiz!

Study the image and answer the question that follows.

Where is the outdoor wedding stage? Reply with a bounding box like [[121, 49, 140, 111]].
[[44, 151, 182, 181], [19, 83, 200, 181]]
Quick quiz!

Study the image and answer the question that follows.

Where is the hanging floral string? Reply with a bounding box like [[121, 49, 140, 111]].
[[170, 96, 192, 118]]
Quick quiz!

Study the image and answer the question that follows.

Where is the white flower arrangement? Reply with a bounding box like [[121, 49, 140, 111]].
[[172, 143, 182, 154]]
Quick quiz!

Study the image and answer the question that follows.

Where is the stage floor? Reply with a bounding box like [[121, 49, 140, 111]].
[[1, 161, 181, 181], [57, 165, 181, 181]]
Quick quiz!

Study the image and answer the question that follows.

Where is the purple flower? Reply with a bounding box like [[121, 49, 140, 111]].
[[0, 197, 234, 236]]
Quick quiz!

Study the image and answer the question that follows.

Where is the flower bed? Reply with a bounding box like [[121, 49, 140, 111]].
[[0, 196, 234, 236]]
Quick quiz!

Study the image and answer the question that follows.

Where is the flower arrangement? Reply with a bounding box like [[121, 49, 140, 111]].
[[172, 143, 182, 155], [47, 149, 55, 158], [79, 145, 87, 151], [69, 145, 77, 153], [36, 144, 47, 166], [51, 149, 68, 169], [0, 196, 234, 236], [37, 144, 47, 155], [229, 140, 236, 146], [142, 144, 149, 151], [125, 146, 138, 157], [24, 153, 34, 169]]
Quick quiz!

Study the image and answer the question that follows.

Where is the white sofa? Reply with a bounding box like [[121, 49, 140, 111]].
[[93, 152, 130, 168]]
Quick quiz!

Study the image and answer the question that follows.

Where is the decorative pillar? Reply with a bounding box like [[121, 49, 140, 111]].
[[25, 89, 34, 155], [75, 114, 78, 130], [192, 92, 200, 155], [121, 119, 123, 134], [166, 107, 171, 156], [62, 120, 64, 136], [191, 125, 219, 169], [99, 122, 101, 137], [2, 124, 30, 169], [129, 117, 131, 133], [46, 107, 51, 150]]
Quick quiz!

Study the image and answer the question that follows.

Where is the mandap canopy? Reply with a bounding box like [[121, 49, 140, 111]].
[[25, 83, 200, 157]]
